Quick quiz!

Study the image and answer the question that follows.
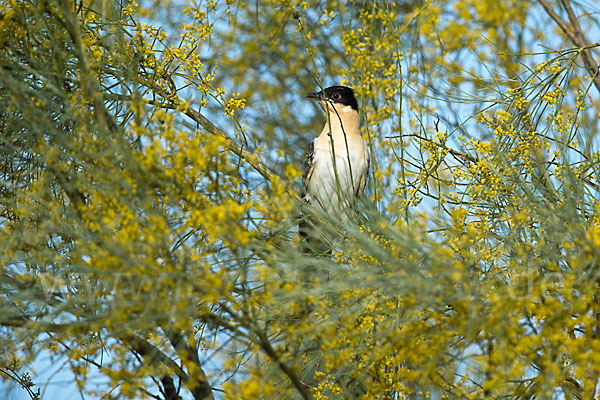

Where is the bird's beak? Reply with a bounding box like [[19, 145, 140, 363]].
[[305, 92, 324, 101]]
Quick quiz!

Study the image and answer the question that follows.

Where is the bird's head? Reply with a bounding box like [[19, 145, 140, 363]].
[[305, 85, 359, 115]]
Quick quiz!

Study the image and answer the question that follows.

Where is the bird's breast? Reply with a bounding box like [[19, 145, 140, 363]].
[[307, 134, 368, 212]]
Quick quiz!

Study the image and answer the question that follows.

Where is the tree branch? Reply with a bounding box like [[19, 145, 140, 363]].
[[537, 0, 600, 94], [124, 334, 214, 400], [213, 304, 313, 400], [182, 106, 278, 184], [166, 330, 213, 400]]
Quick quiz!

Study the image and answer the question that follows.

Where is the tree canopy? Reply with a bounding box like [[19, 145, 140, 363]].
[[1, 0, 600, 399]]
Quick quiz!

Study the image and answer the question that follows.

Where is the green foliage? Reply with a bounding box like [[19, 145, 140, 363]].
[[1, 0, 600, 399]]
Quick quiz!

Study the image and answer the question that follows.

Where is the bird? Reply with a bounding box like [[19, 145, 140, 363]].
[[299, 85, 369, 255]]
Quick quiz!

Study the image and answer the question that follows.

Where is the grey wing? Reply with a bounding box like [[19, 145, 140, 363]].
[[299, 140, 315, 246], [301, 140, 315, 199], [356, 155, 369, 196], [299, 140, 332, 256]]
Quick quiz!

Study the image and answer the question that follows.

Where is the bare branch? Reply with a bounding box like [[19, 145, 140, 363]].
[[537, 0, 600, 93], [124, 334, 214, 400]]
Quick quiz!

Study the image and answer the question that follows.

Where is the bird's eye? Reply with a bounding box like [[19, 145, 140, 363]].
[[331, 92, 341, 100]]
